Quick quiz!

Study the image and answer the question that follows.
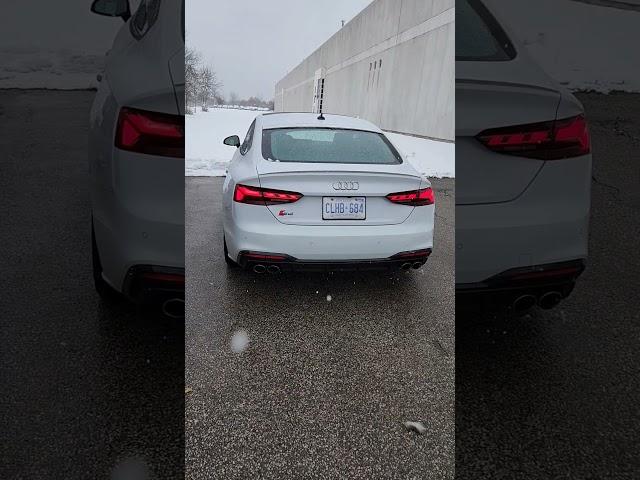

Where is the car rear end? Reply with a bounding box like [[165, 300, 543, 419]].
[[225, 115, 435, 272], [456, 0, 591, 309], [89, 0, 185, 304]]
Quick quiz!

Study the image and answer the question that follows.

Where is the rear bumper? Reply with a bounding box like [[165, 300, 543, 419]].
[[457, 259, 585, 294], [93, 212, 184, 296], [90, 147, 185, 295], [122, 265, 185, 302], [225, 203, 434, 262], [238, 249, 432, 272], [455, 156, 591, 284]]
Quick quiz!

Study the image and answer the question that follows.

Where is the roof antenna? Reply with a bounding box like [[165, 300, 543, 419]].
[[317, 78, 325, 120]]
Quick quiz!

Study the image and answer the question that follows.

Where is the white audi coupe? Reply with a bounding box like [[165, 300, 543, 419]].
[[221, 113, 435, 273]]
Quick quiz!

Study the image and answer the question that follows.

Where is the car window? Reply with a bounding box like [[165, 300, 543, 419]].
[[240, 120, 256, 155], [261, 128, 402, 165], [457, 0, 516, 61], [130, 0, 161, 40]]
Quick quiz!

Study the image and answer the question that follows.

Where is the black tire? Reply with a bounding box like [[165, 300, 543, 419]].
[[223, 236, 238, 268], [91, 218, 122, 302]]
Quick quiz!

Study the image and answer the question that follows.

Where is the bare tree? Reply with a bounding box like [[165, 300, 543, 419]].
[[185, 46, 201, 113], [198, 66, 223, 108]]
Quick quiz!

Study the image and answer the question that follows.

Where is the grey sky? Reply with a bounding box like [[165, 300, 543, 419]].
[[186, 0, 373, 101]]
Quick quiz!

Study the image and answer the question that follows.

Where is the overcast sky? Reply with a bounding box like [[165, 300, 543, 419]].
[[186, 0, 373, 101]]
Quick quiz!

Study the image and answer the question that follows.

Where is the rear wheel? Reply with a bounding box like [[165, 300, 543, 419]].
[[223, 236, 237, 268]]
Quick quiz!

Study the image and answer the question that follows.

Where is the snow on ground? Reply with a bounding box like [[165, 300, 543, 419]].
[[186, 107, 455, 178], [386, 132, 455, 178], [0, 48, 104, 89], [186, 107, 261, 176]]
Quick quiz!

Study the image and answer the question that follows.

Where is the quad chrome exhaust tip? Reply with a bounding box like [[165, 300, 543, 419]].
[[538, 291, 562, 310], [401, 262, 412, 270], [253, 264, 267, 274], [267, 265, 281, 274], [412, 261, 423, 270], [512, 294, 536, 313], [162, 298, 184, 319]]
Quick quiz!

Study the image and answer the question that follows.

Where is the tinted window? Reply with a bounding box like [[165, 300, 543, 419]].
[[261, 128, 402, 165], [240, 120, 256, 155], [456, 0, 516, 61], [130, 0, 161, 40]]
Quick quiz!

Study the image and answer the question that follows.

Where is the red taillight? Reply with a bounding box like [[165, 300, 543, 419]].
[[387, 187, 434, 206], [115, 107, 184, 158], [477, 114, 590, 160], [234, 184, 303, 205]]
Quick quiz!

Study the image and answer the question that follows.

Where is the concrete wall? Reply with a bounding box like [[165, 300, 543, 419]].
[[274, 0, 455, 141]]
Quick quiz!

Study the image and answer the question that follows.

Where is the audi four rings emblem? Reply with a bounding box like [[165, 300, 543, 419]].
[[332, 181, 359, 190]]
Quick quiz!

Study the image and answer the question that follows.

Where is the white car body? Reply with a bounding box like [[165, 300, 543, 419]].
[[222, 113, 435, 272], [88, 0, 185, 302], [456, 0, 591, 308]]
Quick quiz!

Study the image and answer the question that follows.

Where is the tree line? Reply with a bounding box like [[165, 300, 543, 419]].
[[185, 46, 223, 113], [186, 45, 274, 113]]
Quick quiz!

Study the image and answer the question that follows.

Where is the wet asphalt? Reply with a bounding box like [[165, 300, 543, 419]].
[[456, 92, 640, 479], [3, 89, 638, 480], [1, 91, 184, 480], [185, 176, 455, 479]]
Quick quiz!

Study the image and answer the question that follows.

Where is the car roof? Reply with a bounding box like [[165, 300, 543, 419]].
[[258, 112, 382, 132]]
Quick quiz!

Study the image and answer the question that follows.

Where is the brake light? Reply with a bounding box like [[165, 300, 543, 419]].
[[477, 114, 590, 160], [387, 187, 434, 206], [234, 184, 303, 205], [115, 107, 184, 158]]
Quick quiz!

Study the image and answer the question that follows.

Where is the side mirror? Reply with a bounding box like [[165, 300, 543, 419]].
[[223, 135, 241, 148], [91, 0, 131, 22]]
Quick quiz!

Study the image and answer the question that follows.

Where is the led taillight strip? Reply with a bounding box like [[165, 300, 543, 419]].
[[477, 114, 590, 160], [234, 184, 303, 205], [387, 187, 434, 206], [115, 107, 184, 158]]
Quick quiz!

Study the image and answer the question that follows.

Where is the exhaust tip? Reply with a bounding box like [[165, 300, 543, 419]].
[[253, 264, 266, 274], [162, 298, 184, 319], [512, 294, 536, 313], [267, 265, 281, 274], [538, 291, 562, 310], [412, 261, 423, 270], [401, 263, 412, 270]]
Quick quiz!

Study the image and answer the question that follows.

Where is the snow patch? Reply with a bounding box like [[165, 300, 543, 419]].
[[186, 107, 455, 178], [186, 107, 261, 176], [0, 47, 104, 89], [386, 132, 455, 179]]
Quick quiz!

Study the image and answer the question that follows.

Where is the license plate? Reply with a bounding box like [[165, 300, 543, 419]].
[[322, 197, 366, 220]]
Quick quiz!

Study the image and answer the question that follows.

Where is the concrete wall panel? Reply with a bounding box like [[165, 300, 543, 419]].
[[275, 0, 454, 141]]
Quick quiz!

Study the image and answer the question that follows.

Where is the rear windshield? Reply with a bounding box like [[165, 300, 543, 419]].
[[261, 128, 402, 164], [457, 0, 516, 61]]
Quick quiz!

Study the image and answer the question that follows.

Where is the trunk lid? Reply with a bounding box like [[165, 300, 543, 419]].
[[456, 61, 562, 204], [256, 161, 422, 226]]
